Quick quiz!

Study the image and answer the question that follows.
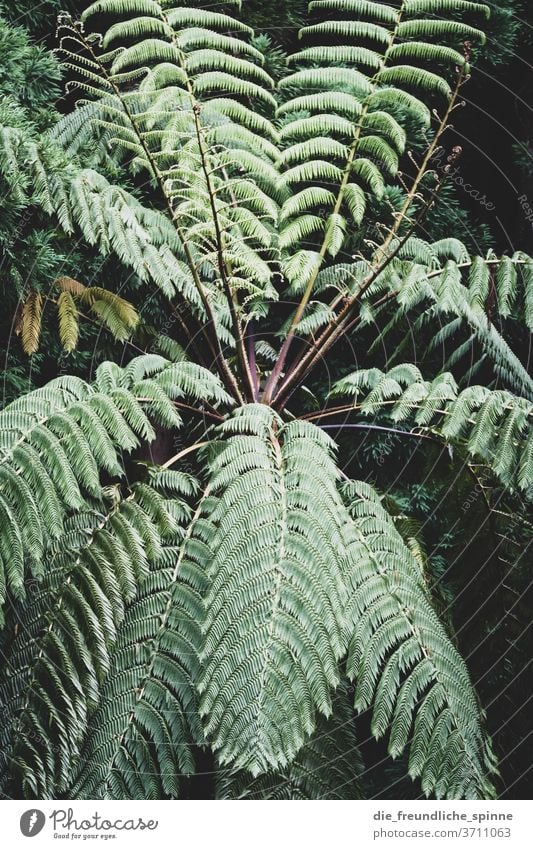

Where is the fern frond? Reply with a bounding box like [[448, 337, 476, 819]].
[[0, 356, 229, 617], [281, 188, 336, 223], [199, 405, 349, 775], [81, 0, 163, 19], [273, 0, 488, 272], [299, 20, 391, 46], [342, 481, 497, 799], [397, 19, 486, 43], [376, 66, 452, 98], [57, 291, 79, 352], [309, 0, 398, 22], [71, 485, 209, 800], [386, 42, 467, 68], [217, 685, 365, 799], [359, 251, 533, 397], [404, 0, 490, 18], [165, 8, 252, 36], [20, 292, 43, 355], [103, 16, 174, 49], [0, 486, 177, 797], [330, 365, 533, 493]]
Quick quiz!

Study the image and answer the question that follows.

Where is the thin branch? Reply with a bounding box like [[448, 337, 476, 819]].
[[246, 321, 260, 400], [191, 104, 256, 401], [318, 422, 437, 442], [161, 440, 211, 469], [273, 195, 436, 409]]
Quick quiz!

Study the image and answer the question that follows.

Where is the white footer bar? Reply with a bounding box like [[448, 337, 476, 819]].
[[3, 799, 531, 848]]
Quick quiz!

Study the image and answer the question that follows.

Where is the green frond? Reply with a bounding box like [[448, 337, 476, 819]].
[[357, 135, 399, 176], [386, 42, 467, 69], [281, 187, 336, 223], [82, 0, 163, 19], [342, 482, 497, 799], [282, 160, 344, 186], [0, 486, 177, 797], [280, 115, 356, 142], [514, 252, 533, 329], [193, 72, 277, 109], [186, 50, 274, 88], [330, 365, 533, 493], [376, 66, 452, 99], [0, 0, 510, 806], [361, 110, 406, 154], [308, 0, 399, 24], [165, 8, 252, 37], [0, 356, 229, 617], [367, 88, 431, 127], [279, 215, 324, 250], [199, 405, 349, 775], [111, 40, 184, 76], [397, 19, 486, 44], [280, 137, 348, 167], [217, 685, 365, 799], [279, 67, 373, 99], [202, 98, 277, 139], [300, 21, 391, 47], [71, 489, 208, 800], [466, 255, 491, 309], [277, 92, 363, 119], [324, 213, 347, 258], [177, 28, 264, 63], [103, 17, 174, 49], [495, 256, 517, 318], [294, 302, 336, 335], [404, 0, 490, 17], [289, 45, 381, 69], [281, 250, 322, 293], [351, 157, 385, 198], [66, 170, 202, 304], [361, 251, 533, 397], [431, 238, 470, 262], [343, 183, 367, 226]]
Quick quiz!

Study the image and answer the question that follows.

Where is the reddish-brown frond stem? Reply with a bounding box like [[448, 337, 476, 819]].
[[191, 105, 256, 402]]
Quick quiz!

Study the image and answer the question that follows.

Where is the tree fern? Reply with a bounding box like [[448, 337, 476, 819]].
[[0, 0, 530, 803]]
